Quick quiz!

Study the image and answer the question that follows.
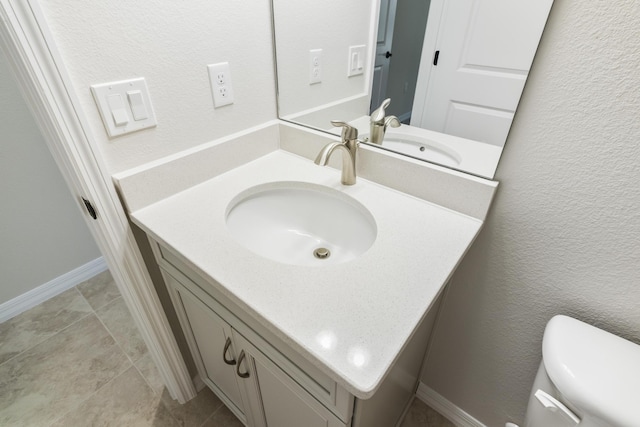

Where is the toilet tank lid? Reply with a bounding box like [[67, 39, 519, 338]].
[[542, 315, 640, 427]]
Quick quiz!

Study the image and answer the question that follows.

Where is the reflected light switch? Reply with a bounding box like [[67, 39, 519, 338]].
[[107, 94, 129, 127], [347, 45, 366, 77], [127, 90, 149, 121]]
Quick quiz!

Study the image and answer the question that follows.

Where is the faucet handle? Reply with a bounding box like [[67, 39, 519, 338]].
[[371, 98, 392, 123], [331, 120, 358, 141]]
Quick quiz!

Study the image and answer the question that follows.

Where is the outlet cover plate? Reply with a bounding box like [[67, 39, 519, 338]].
[[207, 62, 235, 107]]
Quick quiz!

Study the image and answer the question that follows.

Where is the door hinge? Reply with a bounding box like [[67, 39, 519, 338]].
[[433, 50, 440, 66], [82, 197, 98, 220]]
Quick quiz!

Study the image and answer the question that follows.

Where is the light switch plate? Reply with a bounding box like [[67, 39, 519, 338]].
[[347, 45, 366, 77], [90, 78, 157, 137]]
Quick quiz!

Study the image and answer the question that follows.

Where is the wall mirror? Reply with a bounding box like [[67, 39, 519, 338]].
[[271, 0, 554, 178]]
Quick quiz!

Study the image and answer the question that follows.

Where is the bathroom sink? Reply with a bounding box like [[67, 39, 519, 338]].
[[225, 182, 377, 266], [363, 131, 462, 167]]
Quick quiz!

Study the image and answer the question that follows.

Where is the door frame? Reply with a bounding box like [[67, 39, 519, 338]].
[[0, 0, 196, 403]]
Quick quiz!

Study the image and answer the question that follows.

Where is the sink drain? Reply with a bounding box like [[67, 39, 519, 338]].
[[313, 247, 331, 259]]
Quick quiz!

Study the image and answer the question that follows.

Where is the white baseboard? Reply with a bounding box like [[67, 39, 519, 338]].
[[416, 382, 486, 427], [0, 257, 108, 323]]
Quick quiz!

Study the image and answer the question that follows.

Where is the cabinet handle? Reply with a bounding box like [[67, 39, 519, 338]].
[[223, 337, 237, 365], [236, 350, 250, 378]]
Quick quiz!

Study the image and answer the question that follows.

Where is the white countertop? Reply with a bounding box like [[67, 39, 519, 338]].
[[131, 150, 483, 399]]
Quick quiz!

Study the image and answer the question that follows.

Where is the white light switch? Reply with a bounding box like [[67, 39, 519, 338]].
[[107, 94, 129, 127], [91, 78, 157, 137], [127, 90, 149, 121], [347, 45, 366, 77]]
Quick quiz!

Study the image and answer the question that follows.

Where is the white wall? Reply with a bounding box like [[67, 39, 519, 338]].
[[273, 0, 374, 118], [38, 0, 278, 175], [422, 2, 640, 425], [0, 50, 101, 305]]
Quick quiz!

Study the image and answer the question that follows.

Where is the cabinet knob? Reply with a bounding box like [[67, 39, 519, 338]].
[[236, 350, 250, 378], [223, 337, 237, 365]]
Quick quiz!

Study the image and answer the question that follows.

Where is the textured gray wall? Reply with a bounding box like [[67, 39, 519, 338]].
[[0, 51, 101, 304], [422, 2, 640, 425]]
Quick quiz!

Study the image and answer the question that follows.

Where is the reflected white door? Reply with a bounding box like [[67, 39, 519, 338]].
[[412, 0, 553, 146], [371, 0, 397, 111]]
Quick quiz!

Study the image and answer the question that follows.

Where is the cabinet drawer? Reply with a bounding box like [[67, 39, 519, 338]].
[[152, 239, 353, 423]]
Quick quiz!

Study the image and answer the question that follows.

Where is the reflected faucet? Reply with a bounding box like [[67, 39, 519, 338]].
[[369, 98, 401, 145], [314, 120, 359, 185]]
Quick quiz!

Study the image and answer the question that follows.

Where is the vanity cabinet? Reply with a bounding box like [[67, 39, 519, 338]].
[[149, 233, 436, 427], [166, 273, 348, 427], [154, 241, 352, 427]]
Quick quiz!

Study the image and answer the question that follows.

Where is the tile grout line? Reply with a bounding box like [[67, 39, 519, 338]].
[[45, 288, 137, 427], [0, 287, 91, 368], [198, 403, 224, 427], [127, 357, 194, 427], [95, 297, 149, 364], [75, 279, 147, 369], [84, 291, 181, 424], [49, 286, 176, 426], [45, 362, 137, 427], [0, 295, 95, 369], [131, 354, 165, 398], [75, 286, 219, 427]]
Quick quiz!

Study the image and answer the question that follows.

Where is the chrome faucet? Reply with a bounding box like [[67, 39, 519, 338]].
[[369, 98, 400, 145], [314, 120, 359, 185]]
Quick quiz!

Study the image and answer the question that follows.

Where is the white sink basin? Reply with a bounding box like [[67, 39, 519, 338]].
[[225, 182, 377, 266]]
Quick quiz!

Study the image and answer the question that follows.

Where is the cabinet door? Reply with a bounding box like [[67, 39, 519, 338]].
[[166, 275, 246, 421], [233, 331, 347, 427]]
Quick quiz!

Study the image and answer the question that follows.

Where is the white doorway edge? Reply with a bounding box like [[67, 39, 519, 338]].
[[0, 0, 196, 403]]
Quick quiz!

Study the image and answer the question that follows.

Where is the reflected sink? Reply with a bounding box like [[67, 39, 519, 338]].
[[225, 182, 377, 266], [363, 131, 462, 167]]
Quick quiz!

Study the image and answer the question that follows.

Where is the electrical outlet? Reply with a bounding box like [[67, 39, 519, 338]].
[[309, 49, 322, 85], [207, 62, 234, 107]]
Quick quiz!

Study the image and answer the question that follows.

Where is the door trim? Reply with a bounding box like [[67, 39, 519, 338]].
[[0, 0, 196, 402], [411, 0, 445, 126]]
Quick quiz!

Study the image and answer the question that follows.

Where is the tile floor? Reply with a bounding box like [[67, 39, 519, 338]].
[[0, 270, 454, 427]]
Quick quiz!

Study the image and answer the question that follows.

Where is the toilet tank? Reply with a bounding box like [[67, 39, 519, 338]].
[[525, 315, 640, 427]]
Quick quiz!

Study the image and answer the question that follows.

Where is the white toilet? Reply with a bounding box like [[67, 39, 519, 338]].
[[524, 315, 640, 427]]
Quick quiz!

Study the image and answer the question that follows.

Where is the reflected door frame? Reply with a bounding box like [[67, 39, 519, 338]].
[[411, 0, 444, 128], [371, 0, 397, 111]]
